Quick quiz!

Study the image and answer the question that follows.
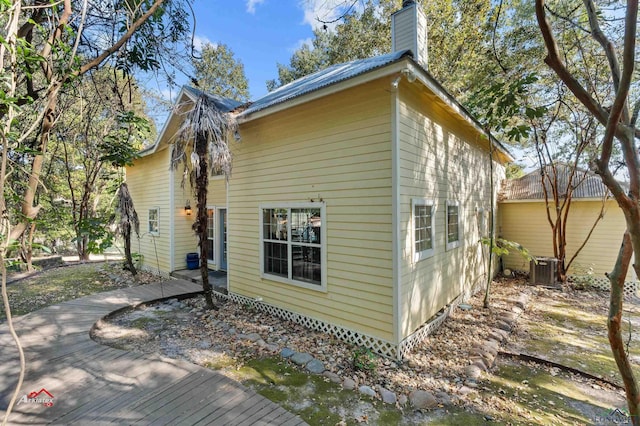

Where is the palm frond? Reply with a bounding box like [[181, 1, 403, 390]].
[[169, 93, 237, 190]]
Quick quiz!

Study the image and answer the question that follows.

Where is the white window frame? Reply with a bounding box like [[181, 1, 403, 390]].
[[446, 200, 461, 250], [412, 198, 435, 262], [259, 202, 327, 292], [148, 207, 159, 236]]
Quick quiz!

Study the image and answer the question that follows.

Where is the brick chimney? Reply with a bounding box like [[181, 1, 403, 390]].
[[391, 0, 428, 69]]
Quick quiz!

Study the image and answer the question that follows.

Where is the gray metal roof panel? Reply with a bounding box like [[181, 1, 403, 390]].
[[183, 86, 244, 112], [239, 50, 412, 117], [500, 164, 623, 201]]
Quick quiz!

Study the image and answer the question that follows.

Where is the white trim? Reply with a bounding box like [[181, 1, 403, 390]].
[[238, 63, 408, 123], [412, 198, 435, 262], [206, 206, 216, 267], [148, 207, 160, 236], [217, 207, 228, 271], [226, 179, 230, 284], [259, 202, 327, 292], [138, 89, 192, 157], [445, 200, 461, 250], [391, 77, 402, 354], [169, 168, 175, 271], [403, 61, 513, 163]]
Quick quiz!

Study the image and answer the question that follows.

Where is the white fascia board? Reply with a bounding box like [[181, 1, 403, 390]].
[[138, 88, 194, 157], [404, 62, 514, 164], [236, 62, 409, 123]]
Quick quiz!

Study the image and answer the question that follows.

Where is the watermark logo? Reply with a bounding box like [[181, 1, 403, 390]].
[[17, 388, 54, 407], [593, 407, 631, 425]]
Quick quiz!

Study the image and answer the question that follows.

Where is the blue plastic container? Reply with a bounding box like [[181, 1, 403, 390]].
[[186, 252, 199, 270]]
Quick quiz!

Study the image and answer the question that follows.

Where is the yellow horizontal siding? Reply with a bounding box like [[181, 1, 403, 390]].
[[125, 148, 172, 273], [499, 200, 628, 278], [229, 79, 394, 342], [397, 83, 504, 340], [173, 173, 227, 270]]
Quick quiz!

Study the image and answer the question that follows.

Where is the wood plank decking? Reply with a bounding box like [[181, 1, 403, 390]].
[[0, 279, 307, 425]]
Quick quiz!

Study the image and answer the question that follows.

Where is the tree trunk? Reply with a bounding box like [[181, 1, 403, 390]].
[[123, 224, 137, 276], [608, 231, 640, 423], [195, 136, 216, 310]]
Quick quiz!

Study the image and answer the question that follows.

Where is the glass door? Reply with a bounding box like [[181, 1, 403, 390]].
[[219, 209, 227, 270], [207, 208, 215, 264]]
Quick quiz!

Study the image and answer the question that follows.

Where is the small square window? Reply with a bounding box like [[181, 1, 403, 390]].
[[148, 208, 159, 235], [446, 201, 461, 250], [412, 199, 435, 262]]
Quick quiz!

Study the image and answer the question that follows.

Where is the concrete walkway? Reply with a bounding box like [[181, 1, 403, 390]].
[[0, 279, 307, 425]]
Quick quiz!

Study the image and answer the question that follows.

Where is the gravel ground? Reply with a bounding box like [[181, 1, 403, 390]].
[[92, 274, 637, 424], [92, 277, 531, 409]]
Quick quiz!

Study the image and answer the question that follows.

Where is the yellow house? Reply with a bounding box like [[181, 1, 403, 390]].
[[126, 1, 512, 358], [499, 165, 637, 293]]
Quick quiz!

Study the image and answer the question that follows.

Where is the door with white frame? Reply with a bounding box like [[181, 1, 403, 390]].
[[207, 208, 215, 266], [219, 208, 227, 270], [206, 207, 227, 270]]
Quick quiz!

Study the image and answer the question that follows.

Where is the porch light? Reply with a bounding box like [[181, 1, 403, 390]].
[[185, 200, 192, 215]]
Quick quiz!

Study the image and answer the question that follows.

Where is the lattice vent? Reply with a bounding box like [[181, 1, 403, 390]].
[[398, 293, 463, 357], [211, 290, 399, 359], [569, 275, 639, 298]]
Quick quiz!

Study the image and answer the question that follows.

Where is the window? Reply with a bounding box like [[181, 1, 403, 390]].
[[260, 203, 325, 291], [148, 208, 159, 235], [413, 199, 435, 262], [446, 201, 460, 250]]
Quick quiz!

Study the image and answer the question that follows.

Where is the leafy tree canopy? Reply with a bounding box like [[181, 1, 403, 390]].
[[192, 43, 250, 102]]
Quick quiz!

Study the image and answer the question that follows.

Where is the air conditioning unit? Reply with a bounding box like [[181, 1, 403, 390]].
[[530, 257, 558, 286]]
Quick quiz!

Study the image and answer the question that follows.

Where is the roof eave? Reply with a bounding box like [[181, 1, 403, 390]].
[[137, 87, 193, 158], [236, 61, 409, 123], [404, 61, 514, 164]]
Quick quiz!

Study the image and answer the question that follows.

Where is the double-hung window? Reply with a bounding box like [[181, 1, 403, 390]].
[[446, 200, 461, 250], [260, 203, 326, 291], [148, 208, 159, 235], [413, 199, 435, 262]]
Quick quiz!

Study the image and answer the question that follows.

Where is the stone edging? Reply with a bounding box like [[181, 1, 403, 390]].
[[464, 292, 531, 385]]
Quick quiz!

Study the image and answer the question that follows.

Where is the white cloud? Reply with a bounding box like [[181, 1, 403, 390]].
[[246, 0, 265, 14], [298, 0, 363, 31], [192, 35, 215, 53], [290, 37, 314, 53]]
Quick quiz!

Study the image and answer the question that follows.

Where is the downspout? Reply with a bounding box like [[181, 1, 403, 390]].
[[391, 74, 402, 359]]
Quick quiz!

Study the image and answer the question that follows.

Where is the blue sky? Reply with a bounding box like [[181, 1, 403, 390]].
[[153, 0, 347, 101]]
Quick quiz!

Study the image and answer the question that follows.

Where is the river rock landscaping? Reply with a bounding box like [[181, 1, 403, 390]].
[[92, 275, 637, 425]]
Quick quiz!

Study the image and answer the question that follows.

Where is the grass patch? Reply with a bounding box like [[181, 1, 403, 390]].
[[0, 262, 141, 322]]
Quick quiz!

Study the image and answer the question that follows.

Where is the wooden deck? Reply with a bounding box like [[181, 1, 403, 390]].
[[0, 279, 307, 425]]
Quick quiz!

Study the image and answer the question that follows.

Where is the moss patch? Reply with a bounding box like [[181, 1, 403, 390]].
[[229, 357, 406, 425], [483, 359, 625, 425]]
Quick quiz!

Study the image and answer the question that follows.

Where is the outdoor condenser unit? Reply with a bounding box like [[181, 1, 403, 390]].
[[530, 257, 558, 286]]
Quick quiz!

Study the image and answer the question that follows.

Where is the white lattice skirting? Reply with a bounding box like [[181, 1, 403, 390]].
[[569, 275, 640, 298], [210, 288, 466, 360], [211, 289, 400, 359]]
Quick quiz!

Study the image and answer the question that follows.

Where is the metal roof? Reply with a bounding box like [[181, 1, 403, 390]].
[[183, 86, 244, 112], [500, 164, 621, 201], [238, 50, 412, 117]]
